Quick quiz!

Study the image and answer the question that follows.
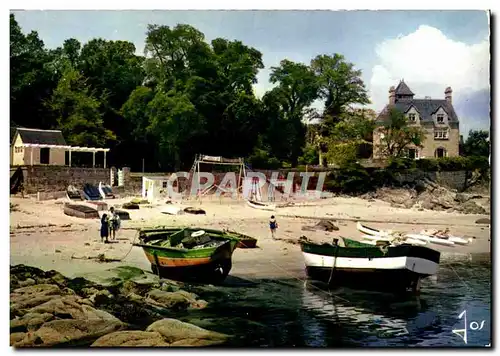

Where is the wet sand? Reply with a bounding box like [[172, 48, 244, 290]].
[[9, 195, 491, 280]]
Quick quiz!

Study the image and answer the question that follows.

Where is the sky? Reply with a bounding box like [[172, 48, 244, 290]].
[[12, 10, 491, 136]]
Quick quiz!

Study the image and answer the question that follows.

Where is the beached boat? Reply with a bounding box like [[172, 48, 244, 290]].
[[98, 182, 115, 199], [82, 183, 102, 201], [227, 230, 258, 248], [300, 237, 441, 293], [420, 229, 472, 245], [63, 204, 100, 219], [356, 222, 392, 237], [356, 222, 469, 247], [66, 185, 83, 201], [246, 199, 276, 211], [361, 233, 428, 246], [160, 205, 184, 215], [405, 234, 456, 247], [133, 227, 243, 283]]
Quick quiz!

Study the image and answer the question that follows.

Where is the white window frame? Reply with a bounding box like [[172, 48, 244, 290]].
[[408, 113, 416, 122], [434, 129, 449, 139], [407, 148, 419, 159], [436, 114, 445, 124]]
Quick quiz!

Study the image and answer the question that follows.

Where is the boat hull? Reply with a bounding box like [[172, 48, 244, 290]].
[[301, 241, 440, 293], [246, 200, 276, 211], [134, 228, 240, 283]]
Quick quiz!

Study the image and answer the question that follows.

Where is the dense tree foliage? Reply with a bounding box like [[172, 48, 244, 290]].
[[461, 130, 490, 158], [375, 107, 426, 158], [10, 14, 373, 171]]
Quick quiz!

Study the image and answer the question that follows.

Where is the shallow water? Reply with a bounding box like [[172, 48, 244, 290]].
[[176, 253, 491, 348]]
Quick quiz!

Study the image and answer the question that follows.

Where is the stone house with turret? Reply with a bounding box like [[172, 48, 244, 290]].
[[373, 80, 460, 160]]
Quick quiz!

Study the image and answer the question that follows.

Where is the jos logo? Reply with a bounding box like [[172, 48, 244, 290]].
[[452, 310, 487, 345]]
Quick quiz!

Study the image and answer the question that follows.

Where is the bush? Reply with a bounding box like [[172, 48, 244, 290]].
[[415, 158, 439, 171], [298, 144, 319, 166], [326, 163, 372, 194], [248, 148, 281, 170], [414, 156, 489, 172], [386, 157, 416, 171]]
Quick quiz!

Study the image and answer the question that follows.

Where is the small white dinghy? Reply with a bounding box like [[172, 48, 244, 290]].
[[361, 233, 428, 246], [420, 229, 472, 246], [405, 234, 456, 247], [356, 222, 393, 237], [246, 199, 276, 211], [160, 205, 184, 215]]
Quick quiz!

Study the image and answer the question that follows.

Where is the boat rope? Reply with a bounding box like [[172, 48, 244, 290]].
[[444, 264, 474, 292], [264, 259, 350, 303], [114, 229, 140, 262]]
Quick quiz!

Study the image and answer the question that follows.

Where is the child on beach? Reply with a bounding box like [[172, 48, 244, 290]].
[[100, 214, 109, 243], [109, 207, 120, 240], [269, 215, 278, 239]]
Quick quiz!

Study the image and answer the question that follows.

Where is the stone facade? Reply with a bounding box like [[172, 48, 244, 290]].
[[373, 81, 460, 160]]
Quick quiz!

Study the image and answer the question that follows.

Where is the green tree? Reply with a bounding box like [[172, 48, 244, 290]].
[[310, 54, 370, 125], [462, 130, 490, 158], [146, 90, 206, 170], [10, 14, 58, 129], [45, 68, 115, 146], [325, 107, 376, 166], [264, 59, 319, 165], [375, 107, 426, 158]]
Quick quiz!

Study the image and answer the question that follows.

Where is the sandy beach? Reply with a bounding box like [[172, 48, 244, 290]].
[[10, 194, 491, 281]]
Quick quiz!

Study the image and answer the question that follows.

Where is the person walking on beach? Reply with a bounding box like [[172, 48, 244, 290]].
[[269, 215, 278, 239], [108, 207, 120, 240], [100, 213, 109, 243]]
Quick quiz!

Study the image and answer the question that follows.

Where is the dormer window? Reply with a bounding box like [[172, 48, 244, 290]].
[[437, 114, 444, 124], [408, 113, 416, 122]]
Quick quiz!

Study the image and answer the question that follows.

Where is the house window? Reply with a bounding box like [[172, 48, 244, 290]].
[[407, 148, 418, 159], [437, 114, 445, 123], [162, 181, 168, 189], [40, 147, 50, 164], [434, 129, 449, 140], [408, 113, 416, 122], [435, 148, 446, 158]]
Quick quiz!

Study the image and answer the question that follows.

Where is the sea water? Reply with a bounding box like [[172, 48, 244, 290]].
[[175, 253, 491, 348]]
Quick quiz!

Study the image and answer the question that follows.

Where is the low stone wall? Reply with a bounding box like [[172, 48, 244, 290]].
[[12, 166, 111, 194], [391, 170, 471, 191]]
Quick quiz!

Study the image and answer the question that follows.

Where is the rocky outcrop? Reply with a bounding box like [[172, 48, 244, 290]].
[[10, 265, 228, 348], [364, 180, 489, 215], [301, 219, 339, 232], [146, 318, 229, 345], [91, 331, 170, 347]]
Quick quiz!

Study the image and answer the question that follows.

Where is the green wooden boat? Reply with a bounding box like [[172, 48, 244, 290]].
[[134, 227, 244, 283], [300, 236, 441, 294]]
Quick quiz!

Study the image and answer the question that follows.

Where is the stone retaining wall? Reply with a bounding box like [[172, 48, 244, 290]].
[[12, 166, 111, 194]]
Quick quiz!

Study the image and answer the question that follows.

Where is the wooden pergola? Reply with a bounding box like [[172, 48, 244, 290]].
[[21, 143, 110, 167]]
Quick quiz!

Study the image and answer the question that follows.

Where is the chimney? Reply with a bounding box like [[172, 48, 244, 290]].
[[445, 86, 452, 104], [389, 86, 396, 105]]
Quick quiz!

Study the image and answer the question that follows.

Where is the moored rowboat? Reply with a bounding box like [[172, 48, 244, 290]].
[[133, 227, 246, 283], [300, 237, 441, 294]]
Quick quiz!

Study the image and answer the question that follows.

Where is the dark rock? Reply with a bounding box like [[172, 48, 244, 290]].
[[122, 202, 140, 210], [461, 201, 487, 215], [183, 207, 206, 215], [314, 220, 339, 232], [475, 218, 491, 224]]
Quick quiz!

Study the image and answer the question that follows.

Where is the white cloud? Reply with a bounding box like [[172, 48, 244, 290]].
[[368, 25, 490, 111]]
